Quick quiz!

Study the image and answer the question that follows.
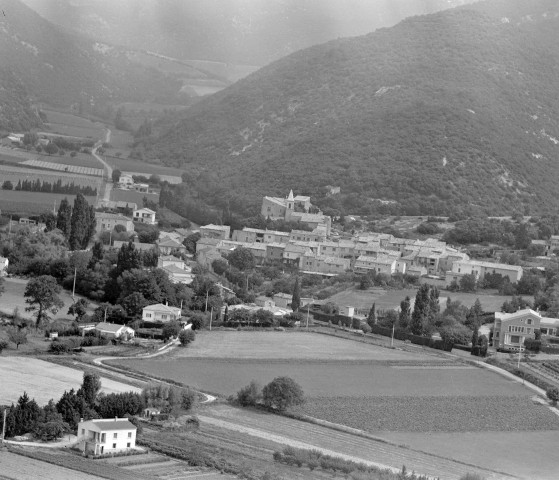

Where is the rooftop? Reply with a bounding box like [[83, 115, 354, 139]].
[[82, 418, 136, 432]]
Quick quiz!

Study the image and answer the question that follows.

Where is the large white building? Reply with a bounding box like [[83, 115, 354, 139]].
[[77, 418, 137, 455]]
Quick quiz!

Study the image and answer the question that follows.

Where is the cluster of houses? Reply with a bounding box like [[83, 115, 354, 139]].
[[95, 207, 157, 230], [194, 191, 525, 287]]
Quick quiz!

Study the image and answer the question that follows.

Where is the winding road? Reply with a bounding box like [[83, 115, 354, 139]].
[[92, 127, 113, 204]]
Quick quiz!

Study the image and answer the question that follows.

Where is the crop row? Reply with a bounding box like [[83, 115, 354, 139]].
[[295, 395, 559, 433]]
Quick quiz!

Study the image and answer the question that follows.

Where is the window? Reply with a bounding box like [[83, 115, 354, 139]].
[[113, 443, 117, 449], [162, 315, 167, 320], [510, 335, 520, 344], [101, 433, 106, 442], [81, 429, 85, 435], [128, 432, 132, 438], [127, 442, 131, 448], [527, 318, 533, 325], [113, 433, 118, 439], [527, 328, 532, 334], [145, 313, 151, 318]]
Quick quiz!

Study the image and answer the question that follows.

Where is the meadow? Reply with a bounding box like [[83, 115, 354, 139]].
[[327, 286, 512, 313], [110, 189, 158, 205], [0, 357, 140, 405], [107, 156, 184, 178], [42, 109, 105, 139]]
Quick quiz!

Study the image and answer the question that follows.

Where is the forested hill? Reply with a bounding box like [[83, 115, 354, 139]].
[[0, 0, 180, 109], [0, 70, 41, 132], [139, 0, 559, 217]]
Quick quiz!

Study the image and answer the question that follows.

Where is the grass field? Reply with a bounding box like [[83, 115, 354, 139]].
[[110, 189, 158, 205], [1, 452, 106, 480], [327, 286, 512, 313], [0, 278, 97, 320], [0, 357, 141, 405], [42, 110, 105, 139], [107, 156, 184, 177], [33, 152, 102, 168], [0, 190, 97, 214]]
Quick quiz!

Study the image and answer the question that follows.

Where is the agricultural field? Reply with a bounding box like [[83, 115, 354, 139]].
[[21, 159, 103, 176], [107, 156, 184, 178], [31, 152, 102, 169], [0, 451, 106, 480], [0, 164, 101, 186], [0, 190, 97, 214], [0, 357, 141, 405], [326, 286, 512, 313], [41, 109, 105, 139]]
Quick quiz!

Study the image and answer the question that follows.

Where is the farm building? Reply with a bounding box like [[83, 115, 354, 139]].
[[77, 418, 137, 455], [94, 322, 135, 340]]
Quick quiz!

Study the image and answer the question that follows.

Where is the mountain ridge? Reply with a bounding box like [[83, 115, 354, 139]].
[[138, 0, 559, 217]]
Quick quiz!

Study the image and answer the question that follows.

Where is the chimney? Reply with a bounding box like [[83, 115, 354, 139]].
[[80, 417, 84, 423]]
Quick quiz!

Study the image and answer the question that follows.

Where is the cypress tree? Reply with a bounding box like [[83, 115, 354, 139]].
[[291, 277, 301, 312], [471, 321, 480, 356], [69, 193, 93, 250], [56, 198, 72, 239], [410, 284, 430, 335], [399, 296, 411, 331], [367, 302, 376, 327]]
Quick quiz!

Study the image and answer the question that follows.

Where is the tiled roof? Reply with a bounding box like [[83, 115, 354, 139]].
[[86, 419, 136, 432], [95, 322, 125, 333], [143, 303, 181, 314], [95, 212, 131, 221]]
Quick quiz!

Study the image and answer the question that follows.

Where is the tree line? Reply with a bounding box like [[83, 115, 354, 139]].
[[3, 178, 97, 196]]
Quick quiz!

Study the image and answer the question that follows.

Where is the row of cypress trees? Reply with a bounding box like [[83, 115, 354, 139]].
[[55, 194, 96, 250]]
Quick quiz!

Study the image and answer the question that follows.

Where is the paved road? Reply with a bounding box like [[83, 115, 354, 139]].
[[92, 128, 113, 203]]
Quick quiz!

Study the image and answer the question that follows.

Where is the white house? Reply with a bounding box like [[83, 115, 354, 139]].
[[118, 174, 134, 188], [94, 322, 135, 340], [77, 418, 137, 455], [133, 208, 156, 225], [161, 264, 194, 285], [95, 212, 134, 233], [142, 303, 182, 323], [447, 260, 523, 286], [157, 255, 186, 270]]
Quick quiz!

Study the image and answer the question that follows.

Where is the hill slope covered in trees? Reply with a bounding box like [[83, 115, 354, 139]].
[[139, 0, 559, 217], [0, 0, 181, 110], [22, 0, 478, 66]]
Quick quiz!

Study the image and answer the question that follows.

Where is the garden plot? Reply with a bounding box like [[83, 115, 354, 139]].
[[0, 357, 140, 405]]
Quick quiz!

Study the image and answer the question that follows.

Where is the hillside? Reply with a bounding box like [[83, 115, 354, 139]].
[[0, 0, 181, 110], [0, 70, 41, 132], [138, 0, 559, 217], [22, 0, 478, 66]]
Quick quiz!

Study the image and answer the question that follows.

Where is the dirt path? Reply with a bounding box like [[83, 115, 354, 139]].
[[199, 405, 517, 480]]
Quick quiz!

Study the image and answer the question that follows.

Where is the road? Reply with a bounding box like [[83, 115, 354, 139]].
[[92, 128, 113, 204]]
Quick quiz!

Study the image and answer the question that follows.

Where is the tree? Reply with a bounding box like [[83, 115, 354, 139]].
[[236, 380, 262, 407], [68, 298, 89, 321], [24, 275, 64, 329], [367, 303, 376, 327], [7, 327, 28, 349], [262, 376, 305, 411], [11, 392, 41, 436], [2, 180, 13, 190], [399, 296, 411, 331], [112, 169, 122, 183], [189, 312, 206, 330], [44, 143, 59, 155], [121, 292, 149, 318], [410, 284, 430, 335], [0, 339, 8, 353], [162, 321, 181, 341], [80, 372, 101, 407], [546, 387, 559, 406], [178, 329, 196, 346], [291, 277, 301, 312], [470, 323, 480, 356], [69, 194, 95, 250], [183, 232, 201, 254], [459, 274, 477, 292], [96, 392, 144, 418], [212, 258, 229, 275], [228, 247, 256, 272], [56, 198, 72, 238]]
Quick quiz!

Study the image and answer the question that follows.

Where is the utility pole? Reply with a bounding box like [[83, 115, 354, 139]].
[[391, 323, 395, 348], [1, 408, 6, 443], [205, 290, 209, 312], [209, 307, 213, 331], [306, 302, 310, 330], [72, 267, 77, 302]]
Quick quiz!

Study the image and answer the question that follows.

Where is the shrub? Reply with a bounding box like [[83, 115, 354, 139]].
[[236, 380, 262, 407], [178, 329, 196, 346], [0, 339, 8, 353], [361, 324, 372, 334]]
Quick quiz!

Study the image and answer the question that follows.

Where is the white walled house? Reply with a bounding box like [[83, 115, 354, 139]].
[[142, 303, 182, 323], [447, 260, 523, 287], [94, 323, 135, 340], [133, 208, 156, 225], [78, 418, 137, 455]]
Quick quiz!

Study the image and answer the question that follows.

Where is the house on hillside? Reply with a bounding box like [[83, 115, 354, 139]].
[[157, 255, 186, 270], [200, 224, 230, 240], [161, 264, 194, 285], [118, 174, 134, 188], [446, 260, 523, 287], [77, 418, 137, 455], [133, 207, 156, 225], [94, 322, 135, 340], [157, 237, 186, 255], [142, 303, 182, 323], [95, 212, 134, 233]]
